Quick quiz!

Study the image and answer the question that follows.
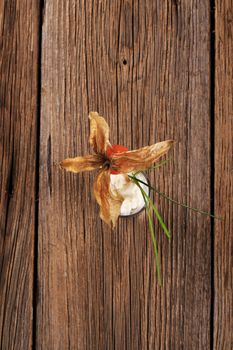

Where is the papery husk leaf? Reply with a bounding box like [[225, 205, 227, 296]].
[[89, 112, 110, 154], [111, 140, 174, 173], [93, 170, 123, 227], [60, 155, 102, 173]]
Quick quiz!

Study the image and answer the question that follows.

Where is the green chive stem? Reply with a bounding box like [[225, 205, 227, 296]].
[[140, 187, 162, 286], [129, 175, 222, 220], [132, 176, 171, 240]]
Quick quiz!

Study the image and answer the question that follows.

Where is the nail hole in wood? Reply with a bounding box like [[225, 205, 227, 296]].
[[123, 59, 127, 65]]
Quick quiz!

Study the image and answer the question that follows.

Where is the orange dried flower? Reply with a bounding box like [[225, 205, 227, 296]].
[[60, 112, 174, 227]]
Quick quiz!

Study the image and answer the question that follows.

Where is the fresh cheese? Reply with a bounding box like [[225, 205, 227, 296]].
[[110, 172, 149, 216]]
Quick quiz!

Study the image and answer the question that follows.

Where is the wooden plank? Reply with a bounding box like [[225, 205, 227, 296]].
[[38, 0, 211, 348], [214, 1, 233, 348], [0, 1, 39, 349]]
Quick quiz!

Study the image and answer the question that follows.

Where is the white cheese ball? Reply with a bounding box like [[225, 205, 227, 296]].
[[110, 172, 149, 216]]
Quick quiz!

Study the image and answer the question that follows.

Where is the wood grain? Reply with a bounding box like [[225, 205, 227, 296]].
[[38, 0, 211, 349], [0, 1, 39, 349], [214, 1, 233, 349]]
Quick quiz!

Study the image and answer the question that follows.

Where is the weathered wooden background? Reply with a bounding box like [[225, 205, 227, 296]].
[[0, 0, 232, 349]]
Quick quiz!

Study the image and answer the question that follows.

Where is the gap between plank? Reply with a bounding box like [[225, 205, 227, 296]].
[[210, 0, 215, 349], [33, 1, 44, 349]]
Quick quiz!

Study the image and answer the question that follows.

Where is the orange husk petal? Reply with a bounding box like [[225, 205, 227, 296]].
[[60, 155, 102, 173], [89, 111, 110, 154], [111, 140, 174, 173], [93, 170, 124, 228]]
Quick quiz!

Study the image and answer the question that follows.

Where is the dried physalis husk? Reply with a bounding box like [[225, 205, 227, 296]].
[[60, 112, 174, 227], [93, 170, 124, 228], [110, 141, 174, 173]]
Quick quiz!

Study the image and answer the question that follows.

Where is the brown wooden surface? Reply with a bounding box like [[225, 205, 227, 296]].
[[0, 0, 232, 349], [214, 1, 233, 349], [38, 1, 211, 349], [0, 1, 39, 349]]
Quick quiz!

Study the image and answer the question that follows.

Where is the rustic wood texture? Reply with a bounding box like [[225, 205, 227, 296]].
[[3, 0, 233, 349], [37, 1, 212, 349], [214, 1, 233, 349], [0, 1, 39, 349]]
